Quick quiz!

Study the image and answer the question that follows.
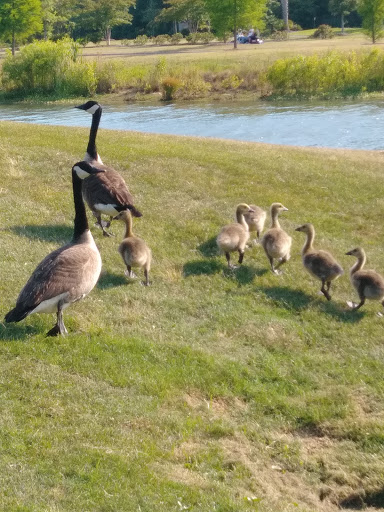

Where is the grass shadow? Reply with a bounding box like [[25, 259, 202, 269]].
[[198, 236, 219, 257], [183, 260, 222, 277], [0, 322, 39, 341], [339, 486, 384, 509], [9, 224, 73, 243], [259, 285, 313, 311], [224, 265, 268, 285], [259, 285, 365, 323], [97, 271, 129, 290]]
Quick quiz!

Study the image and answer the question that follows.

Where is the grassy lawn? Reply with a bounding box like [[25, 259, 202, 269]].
[[0, 121, 384, 511]]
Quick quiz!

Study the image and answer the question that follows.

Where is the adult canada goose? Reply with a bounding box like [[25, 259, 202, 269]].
[[75, 100, 142, 236], [244, 204, 266, 244], [216, 203, 254, 269], [295, 223, 343, 300], [115, 210, 152, 286], [5, 161, 104, 336], [345, 247, 384, 312], [261, 202, 292, 274]]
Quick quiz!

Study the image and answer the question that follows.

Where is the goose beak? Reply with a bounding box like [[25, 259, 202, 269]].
[[295, 226, 301, 232], [282, 207, 289, 211], [248, 208, 255, 213], [74, 104, 85, 110], [345, 250, 352, 256]]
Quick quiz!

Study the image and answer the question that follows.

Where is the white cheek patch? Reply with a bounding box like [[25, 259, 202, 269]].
[[87, 104, 100, 115], [94, 203, 119, 215], [73, 165, 91, 179]]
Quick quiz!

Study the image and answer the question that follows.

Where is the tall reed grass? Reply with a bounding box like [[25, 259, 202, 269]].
[[2, 39, 384, 101], [266, 49, 384, 98]]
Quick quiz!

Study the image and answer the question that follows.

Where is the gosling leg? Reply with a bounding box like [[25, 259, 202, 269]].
[[321, 280, 332, 301], [238, 250, 244, 265], [273, 255, 289, 274], [225, 252, 236, 269], [143, 269, 150, 286]]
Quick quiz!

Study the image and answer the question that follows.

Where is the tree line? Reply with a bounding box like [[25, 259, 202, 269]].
[[1, 0, 384, 54]]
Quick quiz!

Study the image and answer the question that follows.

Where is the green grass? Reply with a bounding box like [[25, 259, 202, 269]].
[[0, 121, 384, 511]]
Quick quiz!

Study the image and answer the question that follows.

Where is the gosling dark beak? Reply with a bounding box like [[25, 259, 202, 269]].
[[295, 227, 302, 232], [345, 250, 352, 256], [248, 208, 255, 213]]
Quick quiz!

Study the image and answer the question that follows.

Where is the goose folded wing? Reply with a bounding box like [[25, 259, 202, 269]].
[[90, 170, 134, 206], [14, 244, 99, 314]]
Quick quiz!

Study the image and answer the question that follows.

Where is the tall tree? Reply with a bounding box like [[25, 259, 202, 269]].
[[0, 0, 43, 54], [157, 0, 208, 33], [329, 0, 357, 33], [358, 0, 384, 43], [204, 0, 267, 48], [73, 0, 135, 45]]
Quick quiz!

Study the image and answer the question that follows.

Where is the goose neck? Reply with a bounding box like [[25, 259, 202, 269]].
[[236, 209, 248, 231], [72, 172, 89, 241], [302, 228, 315, 255], [351, 253, 366, 274], [87, 108, 102, 162], [124, 213, 134, 238], [271, 209, 280, 229]]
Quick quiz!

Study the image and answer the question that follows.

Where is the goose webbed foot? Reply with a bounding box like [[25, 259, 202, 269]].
[[46, 306, 68, 337], [124, 268, 137, 279]]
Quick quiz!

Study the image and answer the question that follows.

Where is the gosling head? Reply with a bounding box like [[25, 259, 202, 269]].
[[72, 161, 105, 180], [236, 203, 255, 214], [346, 247, 364, 258], [295, 223, 313, 233], [75, 100, 101, 115], [271, 202, 288, 215]]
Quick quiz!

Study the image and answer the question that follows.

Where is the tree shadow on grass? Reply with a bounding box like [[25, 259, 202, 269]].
[[0, 322, 40, 341], [9, 224, 73, 243], [258, 285, 364, 323], [97, 271, 129, 290]]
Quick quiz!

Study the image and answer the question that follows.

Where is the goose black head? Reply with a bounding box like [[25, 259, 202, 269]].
[[72, 161, 105, 180], [75, 100, 101, 115]]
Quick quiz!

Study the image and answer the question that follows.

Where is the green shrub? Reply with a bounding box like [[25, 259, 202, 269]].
[[171, 33, 183, 44], [313, 24, 334, 39], [120, 39, 132, 46], [221, 74, 243, 90], [200, 32, 215, 44], [271, 30, 289, 41], [0, 38, 96, 97], [154, 34, 171, 45], [134, 35, 148, 46], [161, 77, 182, 100], [186, 33, 201, 44]]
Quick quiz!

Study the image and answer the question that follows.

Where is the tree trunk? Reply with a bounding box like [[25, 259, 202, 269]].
[[281, 0, 289, 31], [341, 13, 344, 34], [233, 0, 237, 49], [106, 27, 111, 46]]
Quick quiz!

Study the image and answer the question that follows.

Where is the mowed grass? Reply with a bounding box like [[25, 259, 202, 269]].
[[0, 121, 384, 511]]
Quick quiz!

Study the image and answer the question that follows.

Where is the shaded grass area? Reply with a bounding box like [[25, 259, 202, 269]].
[[0, 121, 384, 510]]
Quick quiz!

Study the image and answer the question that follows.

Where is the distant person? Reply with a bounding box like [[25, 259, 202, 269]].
[[248, 28, 256, 43]]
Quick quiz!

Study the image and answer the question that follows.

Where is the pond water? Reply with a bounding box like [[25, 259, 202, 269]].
[[0, 99, 383, 150]]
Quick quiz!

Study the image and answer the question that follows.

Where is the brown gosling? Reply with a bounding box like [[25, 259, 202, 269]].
[[216, 203, 255, 269], [244, 204, 267, 244], [261, 202, 292, 274], [115, 210, 152, 286], [295, 223, 343, 300], [345, 247, 384, 312]]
